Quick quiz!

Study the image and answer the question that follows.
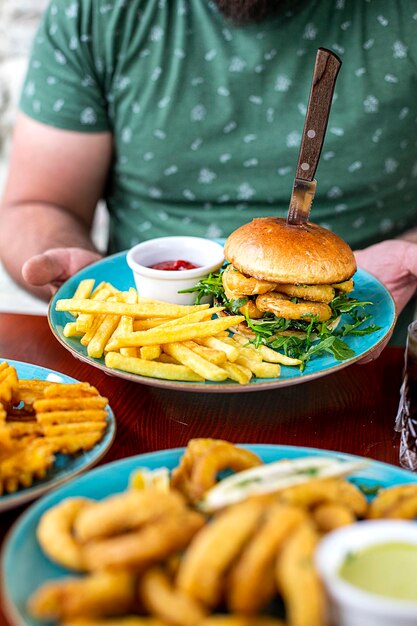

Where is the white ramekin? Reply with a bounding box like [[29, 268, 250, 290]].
[[126, 236, 224, 305], [315, 520, 417, 626]]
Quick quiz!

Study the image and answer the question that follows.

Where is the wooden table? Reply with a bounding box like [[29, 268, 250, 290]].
[[0, 312, 407, 625]]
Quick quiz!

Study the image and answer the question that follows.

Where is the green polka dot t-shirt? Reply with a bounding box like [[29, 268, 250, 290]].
[[20, 0, 417, 256]]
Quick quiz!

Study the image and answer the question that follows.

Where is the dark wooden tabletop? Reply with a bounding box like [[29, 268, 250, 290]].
[[0, 312, 408, 625]]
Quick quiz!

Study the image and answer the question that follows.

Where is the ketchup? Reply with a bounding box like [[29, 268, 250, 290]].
[[149, 259, 200, 271]]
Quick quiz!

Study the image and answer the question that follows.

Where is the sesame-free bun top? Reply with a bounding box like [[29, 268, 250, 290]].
[[224, 217, 357, 285]]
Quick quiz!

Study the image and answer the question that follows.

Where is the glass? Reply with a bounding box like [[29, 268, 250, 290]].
[[395, 320, 417, 470]]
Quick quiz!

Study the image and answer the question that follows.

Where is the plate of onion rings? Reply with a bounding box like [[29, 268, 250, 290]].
[[48, 251, 396, 393], [0, 359, 116, 513], [2, 442, 417, 626]]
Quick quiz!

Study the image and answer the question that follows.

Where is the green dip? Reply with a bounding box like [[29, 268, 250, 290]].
[[339, 542, 417, 602]]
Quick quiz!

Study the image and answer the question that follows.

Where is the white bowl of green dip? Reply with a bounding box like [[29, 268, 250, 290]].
[[315, 520, 417, 626]]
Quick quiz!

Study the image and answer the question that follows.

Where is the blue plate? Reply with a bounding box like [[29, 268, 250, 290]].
[[2, 443, 416, 626], [49, 252, 396, 392], [0, 359, 116, 513]]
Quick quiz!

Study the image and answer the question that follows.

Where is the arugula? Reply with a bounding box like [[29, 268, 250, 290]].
[[349, 479, 383, 497], [179, 272, 225, 305], [180, 268, 381, 370]]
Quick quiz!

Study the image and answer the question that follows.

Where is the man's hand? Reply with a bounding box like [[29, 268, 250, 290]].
[[22, 248, 102, 295], [354, 239, 417, 363], [354, 239, 417, 316]]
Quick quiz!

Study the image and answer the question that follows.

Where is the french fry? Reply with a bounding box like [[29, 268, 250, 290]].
[[76, 286, 119, 333], [87, 315, 120, 359], [80, 315, 105, 347], [197, 336, 240, 362], [184, 341, 227, 366], [105, 352, 204, 382], [156, 307, 225, 329], [232, 334, 302, 366], [57, 299, 210, 320], [68, 278, 94, 316], [221, 362, 252, 385], [140, 345, 162, 361], [105, 316, 245, 350], [133, 318, 172, 331], [90, 281, 107, 297], [63, 322, 84, 338], [235, 356, 281, 379], [112, 288, 138, 358], [70, 279, 95, 315], [222, 337, 262, 362], [157, 353, 180, 365], [163, 343, 228, 382]]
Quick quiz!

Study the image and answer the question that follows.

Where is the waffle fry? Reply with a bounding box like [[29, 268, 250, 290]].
[[18, 379, 54, 406], [0, 439, 55, 495], [0, 362, 110, 496], [0, 362, 19, 410]]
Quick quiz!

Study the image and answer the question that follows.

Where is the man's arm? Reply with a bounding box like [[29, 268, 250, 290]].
[[0, 113, 113, 299]]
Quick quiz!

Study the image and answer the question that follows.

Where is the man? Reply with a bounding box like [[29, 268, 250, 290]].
[[1, 0, 417, 344]]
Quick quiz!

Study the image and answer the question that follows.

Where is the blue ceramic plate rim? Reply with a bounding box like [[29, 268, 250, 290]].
[[48, 251, 397, 393], [2, 443, 416, 626], [0, 359, 116, 513]]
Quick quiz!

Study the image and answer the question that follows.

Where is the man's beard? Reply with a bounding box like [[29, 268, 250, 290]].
[[214, 0, 285, 24]]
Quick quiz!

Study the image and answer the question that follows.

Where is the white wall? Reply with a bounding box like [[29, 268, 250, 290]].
[[0, 0, 49, 193]]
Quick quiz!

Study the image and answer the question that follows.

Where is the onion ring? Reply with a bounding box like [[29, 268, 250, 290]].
[[37, 497, 93, 571], [140, 566, 207, 626], [177, 498, 267, 608], [189, 442, 263, 502], [227, 503, 306, 614], [28, 571, 136, 621], [256, 293, 332, 322], [222, 265, 276, 299], [83, 510, 205, 572], [275, 520, 325, 626], [74, 489, 185, 542]]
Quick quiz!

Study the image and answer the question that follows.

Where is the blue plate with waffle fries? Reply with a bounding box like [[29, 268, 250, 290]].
[[0, 359, 116, 512]]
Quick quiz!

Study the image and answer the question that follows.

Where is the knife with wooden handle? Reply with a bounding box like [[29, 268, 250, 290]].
[[287, 48, 342, 226]]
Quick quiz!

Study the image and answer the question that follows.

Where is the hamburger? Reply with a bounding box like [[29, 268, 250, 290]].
[[184, 217, 378, 367], [221, 216, 356, 335]]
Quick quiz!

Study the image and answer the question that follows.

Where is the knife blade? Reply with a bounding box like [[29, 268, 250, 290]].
[[287, 48, 342, 226]]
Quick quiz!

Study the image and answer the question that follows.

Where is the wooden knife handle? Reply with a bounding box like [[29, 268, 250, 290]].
[[295, 48, 342, 181]]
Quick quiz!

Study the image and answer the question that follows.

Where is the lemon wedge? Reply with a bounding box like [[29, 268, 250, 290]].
[[129, 466, 170, 492]]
